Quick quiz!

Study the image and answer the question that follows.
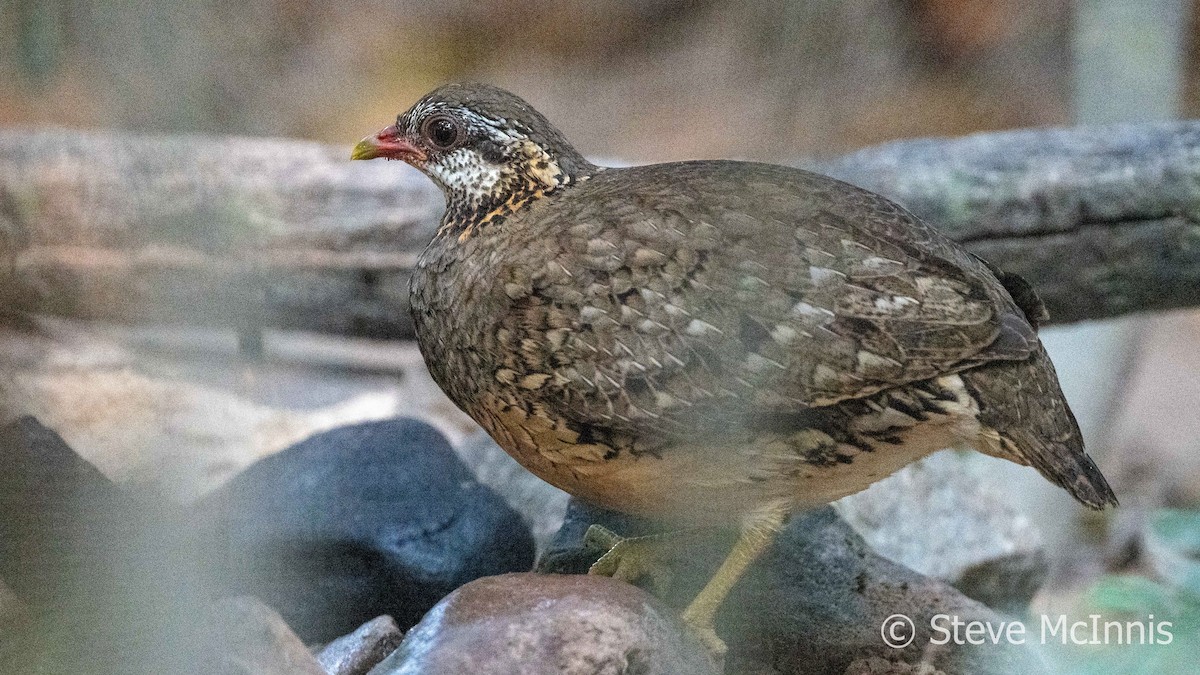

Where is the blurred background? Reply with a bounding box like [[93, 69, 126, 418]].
[[2, 1, 1200, 673], [3, 0, 1195, 158]]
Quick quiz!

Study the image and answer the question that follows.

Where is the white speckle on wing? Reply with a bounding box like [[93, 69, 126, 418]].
[[791, 301, 835, 321], [860, 256, 904, 271], [809, 267, 846, 285], [745, 353, 786, 373], [873, 295, 919, 312], [856, 350, 901, 372], [771, 325, 798, 345], [684, 319, 723, 337]]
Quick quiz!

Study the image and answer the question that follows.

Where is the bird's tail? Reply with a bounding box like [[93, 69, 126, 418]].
[[963, 343, 1118, 510]]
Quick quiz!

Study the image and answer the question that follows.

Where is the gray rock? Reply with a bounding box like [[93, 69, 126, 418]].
[[193, 418, 536, 641], [455, 431, 570, 554], [844, 656, 946, 675], [367, 573, 719, 675], [0, 416, 203, 673], [0, 416, 143, 605], [836, 453, 1048, 614], [198, 597, 327, 675], [0, 579, 31, 669], [0, 577, 26, 629], [540, 499, 1049, 675], [316, 615, 404, 675]]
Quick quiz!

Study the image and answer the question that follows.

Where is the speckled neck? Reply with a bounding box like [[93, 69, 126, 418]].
[[438, 141, 597, 242]]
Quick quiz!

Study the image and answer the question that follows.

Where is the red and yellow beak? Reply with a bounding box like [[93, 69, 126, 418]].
[[351, 125, 427, 162]]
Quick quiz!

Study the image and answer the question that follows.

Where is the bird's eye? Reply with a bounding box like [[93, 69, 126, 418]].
[[422, 115, 461, 149]]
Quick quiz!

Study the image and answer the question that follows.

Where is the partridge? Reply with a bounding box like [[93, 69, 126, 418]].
[[352, 83, 1116, 658]]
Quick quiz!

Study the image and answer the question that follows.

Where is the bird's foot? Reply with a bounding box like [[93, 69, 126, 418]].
[[680, 608, 728, 669], [588, 524, 756, 669], [587, 525, 726, 668], [585, 525, 693, 595]]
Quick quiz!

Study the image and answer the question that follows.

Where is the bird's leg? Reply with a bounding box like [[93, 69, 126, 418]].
[[586, 525, 707, 595], [679, 501, 790, 660]]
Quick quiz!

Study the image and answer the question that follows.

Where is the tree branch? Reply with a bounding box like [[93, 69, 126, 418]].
[[2, 122, 1198, 339], [815, 122, 1200, 323]]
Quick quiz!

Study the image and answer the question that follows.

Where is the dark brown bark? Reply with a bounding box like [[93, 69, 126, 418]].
[[2, 122, 1198, 339]]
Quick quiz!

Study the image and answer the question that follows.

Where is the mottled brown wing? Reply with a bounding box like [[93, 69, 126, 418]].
[[495, 160, 1036, 434]]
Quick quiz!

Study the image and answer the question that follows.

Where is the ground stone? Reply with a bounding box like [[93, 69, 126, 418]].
[[367, 573, 719, 675], [0, 416, 199, 673], [316, 615, 404, 675], [836, 453, 1048, 614], [844, 656, 947, 675], [454, 431, 570, 554], [193, 418, 536, 641], [540, 499, 1050, 675], [0, 416, 139, 606]]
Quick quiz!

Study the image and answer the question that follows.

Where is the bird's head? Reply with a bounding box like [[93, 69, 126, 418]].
[[352, 83, 596, 232]]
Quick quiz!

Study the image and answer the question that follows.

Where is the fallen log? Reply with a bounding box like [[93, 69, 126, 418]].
[[1, 122, 1198, 339]]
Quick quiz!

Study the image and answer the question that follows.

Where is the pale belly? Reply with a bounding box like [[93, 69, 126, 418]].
[[472, 376, 986, 527]]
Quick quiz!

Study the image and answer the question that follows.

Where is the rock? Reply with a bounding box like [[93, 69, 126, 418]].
[[7, 358, 402, 502], [836, 453, 1048, 614], [0, 416, 207, 672], [197, 597, 327, 675], [0, 580, 25, 629], [316, 615, 404, 675], [455, 431, 570, 554], [844, 656, 946, 675], [194, 418, 536, 641], [367, 573, 718, 675], [0, 415, 135, 605], [0, 579, 31, 669], [540, 499, 1049, 675]]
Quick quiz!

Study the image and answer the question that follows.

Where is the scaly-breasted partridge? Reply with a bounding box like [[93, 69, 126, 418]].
[[352, 83, 1117, 659]]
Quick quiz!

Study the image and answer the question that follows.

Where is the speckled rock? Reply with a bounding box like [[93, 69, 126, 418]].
[[194, 418, 535, 642], [316, 615, 404, 675], [836, 453, 1048, 614], [540, 499, 1049, 675], [367, 573, 719, 675]]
